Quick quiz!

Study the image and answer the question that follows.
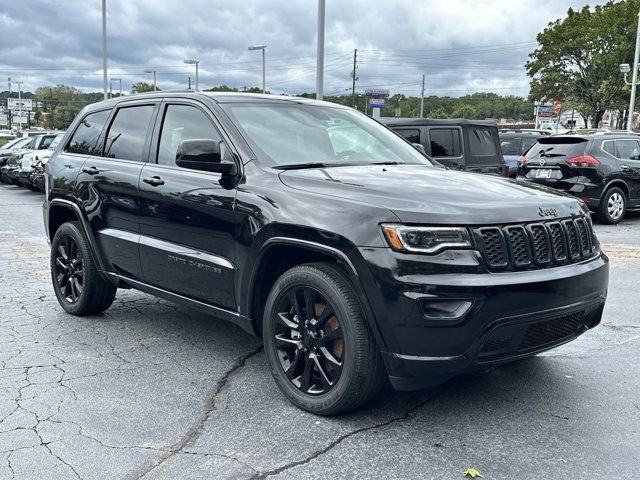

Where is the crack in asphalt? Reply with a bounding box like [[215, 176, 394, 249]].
[[133, 345, 264, 479], [248, 386, 448, 479]]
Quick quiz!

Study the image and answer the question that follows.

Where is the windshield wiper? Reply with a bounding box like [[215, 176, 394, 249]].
[[275, 162, 358, 170], [370, 161, 401, 165]]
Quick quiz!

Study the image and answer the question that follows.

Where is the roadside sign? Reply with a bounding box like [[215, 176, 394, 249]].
[[8, 98, 33, 111], [368, 98, 385, 108], [537, 105, 555, 117], [554, 100, 561, 114], [0, 114, 7, 125], [365, 89, 390, 99], [12, 116, 28, 124]]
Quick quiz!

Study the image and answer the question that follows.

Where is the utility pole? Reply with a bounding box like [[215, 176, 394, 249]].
[[420, 74, 425, 118], [628, 7, 640, 131], [316, 0, 325, 101], [7, 77, 11, 129], [102, 0, 108, 101], [351, 49, 358, 108], [188, 76, 191, 90]]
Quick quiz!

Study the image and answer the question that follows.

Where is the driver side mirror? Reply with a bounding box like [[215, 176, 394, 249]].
[[175, 139, 237, 175]]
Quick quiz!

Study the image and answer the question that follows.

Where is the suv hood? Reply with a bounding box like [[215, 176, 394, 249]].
[[279, 165, 585, 224]]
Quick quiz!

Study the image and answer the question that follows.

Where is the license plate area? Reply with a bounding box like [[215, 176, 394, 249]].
[[536, 168, 553, 179]]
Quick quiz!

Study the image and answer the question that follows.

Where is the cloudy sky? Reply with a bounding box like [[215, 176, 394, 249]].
[[0, 0, 609, 97]]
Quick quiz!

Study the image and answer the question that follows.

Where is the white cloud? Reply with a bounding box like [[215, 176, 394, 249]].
[[0, 0, 609, 97]]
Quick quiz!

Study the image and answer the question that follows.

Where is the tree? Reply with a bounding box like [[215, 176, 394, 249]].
[[35, 85, 87, 129], [526, 1, 638, 128], [131, 82, 157, 94]]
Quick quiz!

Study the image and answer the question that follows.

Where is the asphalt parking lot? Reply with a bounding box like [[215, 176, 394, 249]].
[[1, 183, 639, 480]]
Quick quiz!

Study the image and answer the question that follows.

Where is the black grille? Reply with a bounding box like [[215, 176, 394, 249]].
[[518, 311, 588, 351], [474, 216, 597, 271], [505, 226, 531, 266]]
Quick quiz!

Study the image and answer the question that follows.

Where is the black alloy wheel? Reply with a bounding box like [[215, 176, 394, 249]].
[[263, 262, 386, 415], [274, 286, 344, 395], [54, 236, 84, 304], [50, 222, 117, 315]]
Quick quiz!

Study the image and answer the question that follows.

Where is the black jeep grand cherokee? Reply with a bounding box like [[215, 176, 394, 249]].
[[44, 93, 609, 415]]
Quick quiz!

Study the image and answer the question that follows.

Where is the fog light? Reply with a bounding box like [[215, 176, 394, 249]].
[[419, 299, 473, 320]]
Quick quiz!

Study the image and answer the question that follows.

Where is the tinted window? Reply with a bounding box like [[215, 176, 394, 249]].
[[39, 136, 56, 149], [615, 139, 640, 160], [66, 110, 110, 155], [157, 105, 222, 167], [602, 140, 616, 156], [521, 137, 538, 153], [395, 128, 420, 144], [429, 128, 461, 157], [500, 136, 521, 155], [525, 138, 588, 159], [104, 105, 154, 161], [467, 127, 499, 166]]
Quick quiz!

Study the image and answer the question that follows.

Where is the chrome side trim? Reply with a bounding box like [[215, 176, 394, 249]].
[[99, 228, 235, 270]]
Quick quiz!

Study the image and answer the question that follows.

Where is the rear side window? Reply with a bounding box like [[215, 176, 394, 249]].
[[500, 136, 520, 155], [66, 110, 110, 155], [525, 138, 588, 159], [521, 137, 538, 153], [395, 128, 420, 144], [104, 105, 155, 162], [614, 139, 640, 160], [39, 136, 56, 149], [429, 128, 461, 157], [467, 127, 499, 166]]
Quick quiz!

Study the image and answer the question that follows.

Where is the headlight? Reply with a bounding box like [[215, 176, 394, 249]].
[[381, 224, 472, 254]]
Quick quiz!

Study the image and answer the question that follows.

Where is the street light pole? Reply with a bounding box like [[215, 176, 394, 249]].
[[316, 0, 325, 101], [247, 46, 266, 93], [184, 60, 199, 91], [144, 69, 157, 91], [420, 74, 425, 118], [102, 0, 108, 101], [628, 8, 640, 131]]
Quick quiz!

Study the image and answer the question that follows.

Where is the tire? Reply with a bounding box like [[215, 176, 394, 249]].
[[25, 183, 38, 192], [50, 221, 117, 315], [596, 187, 626, 224], [263, 262, 387, 415]]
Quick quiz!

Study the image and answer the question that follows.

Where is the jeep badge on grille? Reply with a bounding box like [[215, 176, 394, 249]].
[[538, 207, 559, 217]]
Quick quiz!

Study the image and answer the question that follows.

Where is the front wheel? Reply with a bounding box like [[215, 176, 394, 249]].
[[51, 221, 117, 315], [596, 187, 626, 224], [263, 262, 386, 415]]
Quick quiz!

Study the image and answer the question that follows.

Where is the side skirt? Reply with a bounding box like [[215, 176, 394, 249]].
[[104, 272, 258, 337]]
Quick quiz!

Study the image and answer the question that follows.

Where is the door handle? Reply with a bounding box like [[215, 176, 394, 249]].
[[143, 176, 165, 187], [620, 164, 631, 171], [82, 166, 100, 175]]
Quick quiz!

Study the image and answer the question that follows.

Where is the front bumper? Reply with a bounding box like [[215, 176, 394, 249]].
[[354, 247, 609, 390]]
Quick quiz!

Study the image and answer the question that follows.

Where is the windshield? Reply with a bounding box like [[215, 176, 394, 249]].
[[48, 133, 65, 150], [11, 137, 32, 150], [221, 103, 433, 168], [1, 137, 24, 150]]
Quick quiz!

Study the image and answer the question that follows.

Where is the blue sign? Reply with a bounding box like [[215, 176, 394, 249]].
[[369, 98, 385, 108]]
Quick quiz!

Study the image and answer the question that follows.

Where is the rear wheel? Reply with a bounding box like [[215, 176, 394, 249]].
[[263, 262, 386, 415], [51, 222, 116, 315], [596, 187, 626, 224]]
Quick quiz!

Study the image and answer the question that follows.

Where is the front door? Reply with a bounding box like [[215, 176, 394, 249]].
[[138, 101, 237, 310], [76, 102, 159, 280]]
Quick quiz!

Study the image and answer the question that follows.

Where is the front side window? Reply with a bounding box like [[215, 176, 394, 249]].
[[395, 128, 421, 144], [66, 110, 110, 155], [429, 128, 461, 157], [104, 105, 155, 161], [615, 139, 640, 160], [220, 103, 432, 167], [157, 105, 223, 167], [39, 136, 56, 150]]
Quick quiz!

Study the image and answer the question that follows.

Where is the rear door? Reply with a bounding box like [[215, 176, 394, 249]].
[[464, 125, 504, 175], [613, 139, 640, 204], [426, 126, 464, 170], [76, 101, 159, 280], [137, 99, 237, 310]]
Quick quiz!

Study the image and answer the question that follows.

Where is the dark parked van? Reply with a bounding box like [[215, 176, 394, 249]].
[[44, 93, 608, 415], [382, 118, 506, 176]]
